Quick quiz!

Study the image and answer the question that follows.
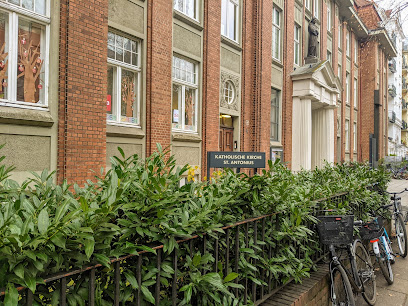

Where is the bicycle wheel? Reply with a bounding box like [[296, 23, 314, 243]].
[[353, 240, 376, 305], [395, 214, 407, 258], [331, 265, 355, 306], [378, 242, 394, 285]]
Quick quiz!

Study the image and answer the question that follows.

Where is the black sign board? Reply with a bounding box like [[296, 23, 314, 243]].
[[207, 151, 265, 180]]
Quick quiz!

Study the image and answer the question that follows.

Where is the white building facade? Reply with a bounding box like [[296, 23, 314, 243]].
[[382, 10, 407, 157]]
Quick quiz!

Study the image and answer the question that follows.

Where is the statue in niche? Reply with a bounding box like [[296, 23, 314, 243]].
[[307, 17, 319, 57]]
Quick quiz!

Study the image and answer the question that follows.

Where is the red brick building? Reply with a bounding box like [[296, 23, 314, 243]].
[[0, 0, 396, 184]]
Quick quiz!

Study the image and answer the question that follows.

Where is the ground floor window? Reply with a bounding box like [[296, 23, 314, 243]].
[[172, 56, 198, 132]]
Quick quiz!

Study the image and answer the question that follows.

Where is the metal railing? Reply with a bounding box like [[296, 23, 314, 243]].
[[388, 84, 397, 97], [389, 111, 396, 123], [0, 193, 350, 305], [389, 58, 397, 73]]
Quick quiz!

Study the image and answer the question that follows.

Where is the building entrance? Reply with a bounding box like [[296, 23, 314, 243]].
[[219, 114, 234, 152]]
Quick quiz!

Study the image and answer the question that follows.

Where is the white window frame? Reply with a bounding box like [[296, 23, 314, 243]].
[[270, 88, 280, 142], [354, 78, 357, 107], [172, 56, 198, 133], [0, 2, 50, 110], [353, 122, 357, 152], [223, 80, 235, 105], [346, 72, 350, 104], [272, 7, 281, 61], [305, 0, 311, 11], [294, 24, 300, 66], [221, 0, 239, 42], [327, 50, 332, 64], [173, 0, 198, 21], [327, 1, 332, 32], [313, 0, 319, 18], [345, 119, 350, 152], [338, 23, 342, 49], [354, 37, 358, 63], [107, 31, 142, 127], [346, 30, 350, 57]]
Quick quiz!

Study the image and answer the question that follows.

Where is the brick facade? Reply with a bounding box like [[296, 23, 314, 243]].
[[53, 0, 395, 184], [58, 0, 108, 185]]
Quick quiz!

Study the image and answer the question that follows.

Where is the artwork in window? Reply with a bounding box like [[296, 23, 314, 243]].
[[17, 19, 44, 103], [107, 66, 115, 120], [172, 84, 181, 129], [184, 87, 196, 131], [0, 13, 8, 100], [120, 70, 137, 124]]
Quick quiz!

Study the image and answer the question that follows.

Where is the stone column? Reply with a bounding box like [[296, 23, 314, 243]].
[[312, 107, 335, 169], [292, 97, 312, 171]]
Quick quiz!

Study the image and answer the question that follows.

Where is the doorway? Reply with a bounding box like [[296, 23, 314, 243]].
[[219, 114, 234, 152]]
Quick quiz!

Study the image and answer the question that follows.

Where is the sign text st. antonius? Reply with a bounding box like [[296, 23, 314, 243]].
[[207, 151, 266, 179]]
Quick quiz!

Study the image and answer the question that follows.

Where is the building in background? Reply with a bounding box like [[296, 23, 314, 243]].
[[403, 41, 408, 154], [379, 9, 407, 157], [0, 0, 398, 184]]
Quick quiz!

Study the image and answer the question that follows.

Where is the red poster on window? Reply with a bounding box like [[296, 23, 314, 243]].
[[107, 95, 111, 112]]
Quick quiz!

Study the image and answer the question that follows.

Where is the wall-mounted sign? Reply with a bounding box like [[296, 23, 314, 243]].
[[208, 152, 265, 169]]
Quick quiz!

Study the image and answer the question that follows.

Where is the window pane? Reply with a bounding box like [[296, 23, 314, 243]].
[[186, 0, 195, 18], [115, 34, 123, 62], [174, 0, 183, 11], [9, 0, 19, 5], [227, 1, 236, 40], [0, 12, 8, 100], [22, 0, 34, 11], [106, 66, 115, 121], [35, 0, 46, 15], [271, 89, 279, 141], [172, 84, 181, 129], [120, 69, 138, 124], [221, 0, 227, 36], [17, 18, 44, 104], [184, 87, 196, 131], [107, 32, 115, 59]]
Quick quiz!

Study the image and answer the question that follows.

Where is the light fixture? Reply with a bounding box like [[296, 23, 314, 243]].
[[220, 114, 232, 118]]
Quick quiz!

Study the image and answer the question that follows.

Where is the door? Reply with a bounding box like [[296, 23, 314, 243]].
[[219, 127, 234, 151]]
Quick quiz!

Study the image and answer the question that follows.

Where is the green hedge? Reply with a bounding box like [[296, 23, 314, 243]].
[[0, 145, 390, 305]]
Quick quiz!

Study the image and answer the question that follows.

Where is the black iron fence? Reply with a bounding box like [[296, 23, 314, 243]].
[[0, 193, 352, 305]]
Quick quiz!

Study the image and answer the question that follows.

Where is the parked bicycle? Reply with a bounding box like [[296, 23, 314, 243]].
[[384, 189, 408, 258], [359, 214, 394, 285], [316, 213, 376, 306]]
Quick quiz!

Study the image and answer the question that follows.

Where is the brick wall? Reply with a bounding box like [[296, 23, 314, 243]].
[[282, 0, 295, 168], [201, 0, 221, 178], [145, 0, 173, 156], [359, 40, 377, 161], [58, 0, 108, 185], [356, 5, 381, 30]]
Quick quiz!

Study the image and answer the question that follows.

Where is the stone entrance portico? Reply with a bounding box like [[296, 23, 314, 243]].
[[291, 60, 341, 171]]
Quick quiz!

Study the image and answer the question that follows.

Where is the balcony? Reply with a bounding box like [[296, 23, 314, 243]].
[[403, 120, 408, 130], [403, 57, 408, 71], [403, 99, 407, 110], [403, 78, 407, 91], [389, 111, 396, 123], [389, 58, 397, 73], [388, 84, 397, 97]]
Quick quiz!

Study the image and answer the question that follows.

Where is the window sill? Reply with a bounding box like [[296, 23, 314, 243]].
[[272, 58, 283, 68], [107, 124, 145, 139], [172, 132, 202, 143], [327, 31, 332, 38], [173, 10, 203, 31], [221, 36, 242, 52], [0, 105, 54, 127], [270, 141, 282, 147]]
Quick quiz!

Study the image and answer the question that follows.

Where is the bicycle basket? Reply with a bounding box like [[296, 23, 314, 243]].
[[316, 215, 354, 246], [359, 217, 384, 241]]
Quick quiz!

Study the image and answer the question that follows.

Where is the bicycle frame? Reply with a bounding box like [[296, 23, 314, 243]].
[[329, 244, 363, 294]]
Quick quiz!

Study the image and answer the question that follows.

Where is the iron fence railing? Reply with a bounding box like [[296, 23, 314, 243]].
[[0, 193, 352, 305]]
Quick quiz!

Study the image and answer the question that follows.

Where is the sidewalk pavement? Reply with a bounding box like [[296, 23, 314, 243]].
[[357, 179, 408, 305]]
